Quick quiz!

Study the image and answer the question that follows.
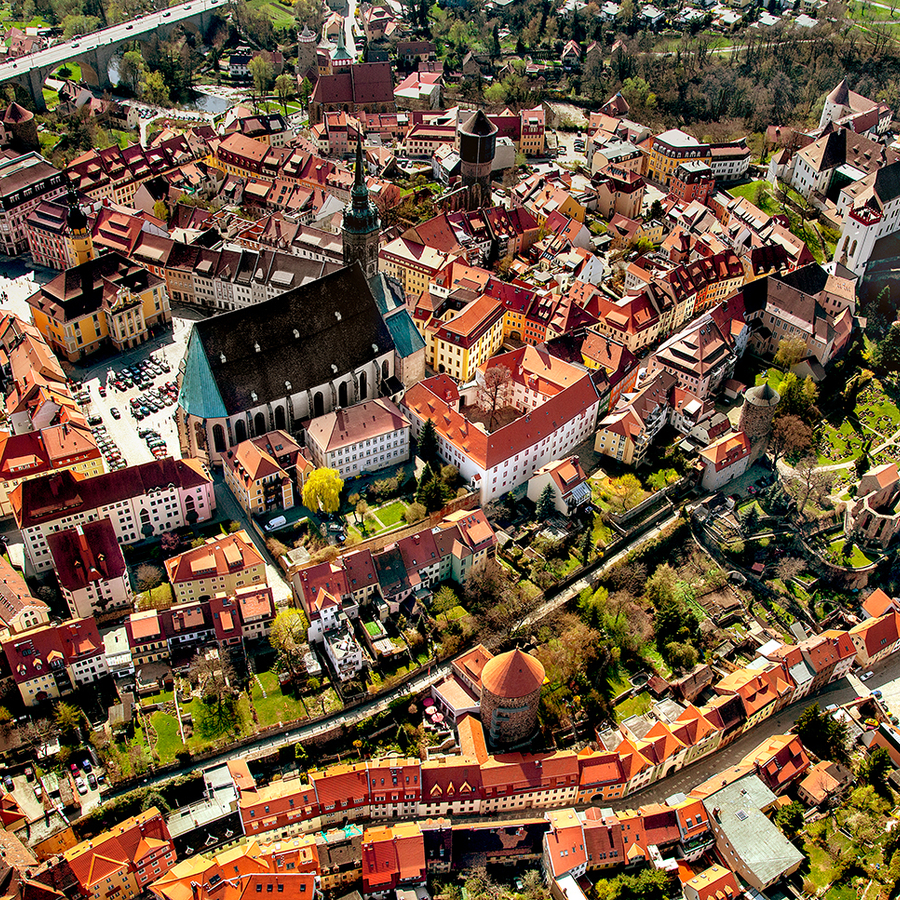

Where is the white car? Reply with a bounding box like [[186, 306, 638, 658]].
[[75, 777, 88, 795], [861, 670, 875, 681]]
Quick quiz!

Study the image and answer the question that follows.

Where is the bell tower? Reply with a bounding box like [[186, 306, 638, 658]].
[[65, 183, 94, 267], [341, 138, 380, 279]]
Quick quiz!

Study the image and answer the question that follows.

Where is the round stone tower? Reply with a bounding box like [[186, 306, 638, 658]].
[[479, 648, 544, 748], [342, 137, 380, 280], [458, 109, 497, 210], [739, 382, 780, 460], [3, 102, 37, 153], [297, 26, 318, 78]]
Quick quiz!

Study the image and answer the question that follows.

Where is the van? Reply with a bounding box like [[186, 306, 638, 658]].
[[265, 515, 286, 532]]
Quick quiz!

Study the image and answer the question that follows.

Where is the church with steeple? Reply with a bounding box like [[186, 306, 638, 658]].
[[341, 138, 381, 280]]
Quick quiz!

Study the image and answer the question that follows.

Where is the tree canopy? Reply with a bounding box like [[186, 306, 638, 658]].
[[302, 468, 344, 513]]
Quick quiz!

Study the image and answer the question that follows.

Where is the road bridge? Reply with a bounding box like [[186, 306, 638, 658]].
[[0, 0, 226, 111]]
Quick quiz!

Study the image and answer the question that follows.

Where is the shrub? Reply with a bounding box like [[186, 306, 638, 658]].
[[404, 502, 427, 524], [266, 537, 289, 558]]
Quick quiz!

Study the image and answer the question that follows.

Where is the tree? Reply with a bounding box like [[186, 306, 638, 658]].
[[153, 199, 169, 223], [860, 746, 893, 794], [774, 336, 807, 370], [355, 499, 369, 526], [55, 702, 83, 740], [418, 418, 439, 464], [796, 703, 850, 764], [536, 484, 556, 521], [140, 70, 170, 106], [302, 468, 344, 513], [62, 13, 101, 37], [875, 320, 900, 375], [776, 556, 805, 582], [404, 502, 427, 524], [606, 474, 645, 513], [249, 54, 274, 100], [134, 563, 164, 592], [476, 364, 512, 431], [770, 415, 814, 470], [274, 73, 295, 115], [189, 648, 238, 716], [581, 527, 594, 565], [643, 563, 677, 608], [298, 76, 313, 108], [777, 373, 820, 425], [789, 454, 833, 514], [775, 801, 805, 840], [269, 608, 310, 684], [419, 473, 445, 513], [119, 49, 146, 91]]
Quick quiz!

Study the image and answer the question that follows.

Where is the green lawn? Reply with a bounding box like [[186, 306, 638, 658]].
[[41, 88, 59, 110], [141, 689, 174, 706], [149, 711, 183, 764], [825, 537, 876, 568], [728, 180, 778, 216], [436, 604, 468, 623], [246, 0, 295, 27], [804, 840, 846, 891], [184, 695, 253, 750], [251, 670, 309, 728], [375, 500, 407, 528], [55, 63, 81, 80], [136, 583, 174, 610], [364, 620, 384, 637], [614, 690, 652, 721]]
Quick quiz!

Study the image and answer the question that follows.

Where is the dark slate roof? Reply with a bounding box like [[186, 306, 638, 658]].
[[385, 309, 425, 358], [776, 263, 829, 296], [873, 161, 900, 205], [179, 263, 394, 418]]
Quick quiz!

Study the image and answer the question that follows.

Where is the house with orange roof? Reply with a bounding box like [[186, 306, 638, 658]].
[[740, 733, 810, 795], [580, 807, 625, 869], [674, 798, 714, 860], [715, 666, 792, 732], [542, 809, 587, 879], [0, 791, 27, 832], [365, 757, 422, 820], [575, 748, 627, 804], [849, 610, 900, 667], [632, 721, 688, 782], [164, 531, 266, 605], [526, 456, 591, 516], [615, 736, 654, 793], [844, 462, 900, 549], [682, 863, 740, 900], [311, 763, 372, 827], [64, 808, 175, 900], [360, 822, 426, 897], [669, 704, 722, 765], [2, 616, 107, 706], [862, 587, 898, 620], [479, 751, 580, 813], [222, 430, 309, 518], [0, 556, 49, 638], [400, 353, 601, 504], [698, 431, 751, 491], [419, 756, 483, 817]]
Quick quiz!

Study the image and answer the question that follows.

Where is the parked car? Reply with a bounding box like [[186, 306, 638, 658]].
[[110, 407, 121, 419], [33, 784, 41, 798], [75, 777, 87, 795], [873, 688, 883, 699], [70, 762, 78, 773], [87, 772, 97, 789], [2, 774, 12, 791], [862, 670, 875, 681]]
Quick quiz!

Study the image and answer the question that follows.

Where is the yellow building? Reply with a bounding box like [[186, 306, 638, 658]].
[[429, 296, 505, 383], [379, 237, 450, 297], [164, 530, 267, 604], [26, 252, 171, 362], [647, 129, 712, 187]]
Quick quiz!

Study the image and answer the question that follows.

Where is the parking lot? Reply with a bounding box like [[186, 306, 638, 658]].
[[69, 307, 204, 469], [5, 753, 105, 821]]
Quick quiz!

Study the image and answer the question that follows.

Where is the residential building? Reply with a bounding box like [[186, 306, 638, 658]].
[[670, 161, 714, 205], [324, 626, 365, 681], [701, 775, 804, 891], [647, 130, 749, 187], [12, 458, 215, 573], [428, 295, 505, 383], [526, 457, 591, 516], [222, 430, 311, 518], [698, 431, 751, 491], [46, 519, 131, 619], [401, 349, 602, 503], [164, 531, 266, 604], [361, 823, 426, 896], [849, 611, 900, 667], [0, 152, 66, 255], [0, 556, 49, 637], [303, 398, 410, 479], [2, 616, 107, 705], [63, 808, 176, 900]]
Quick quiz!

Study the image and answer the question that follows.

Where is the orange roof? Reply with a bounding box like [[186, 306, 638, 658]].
[[683, 864, 740, 900], [480, 648, 544, 699], [862, 588, 895, 619], [164, 531, 263, 585], [544, 809, 587, 877]]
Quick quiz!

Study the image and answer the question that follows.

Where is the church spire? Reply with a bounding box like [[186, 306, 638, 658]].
[[342, 136, 380, 279]]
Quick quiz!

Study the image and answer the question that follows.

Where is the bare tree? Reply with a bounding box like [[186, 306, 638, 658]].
[[770, 415, 813, 472], [477, 365, 512, 431], [789, 454, 834, 514], [190, 648, 238, 715], [776, 556, 805, 582]]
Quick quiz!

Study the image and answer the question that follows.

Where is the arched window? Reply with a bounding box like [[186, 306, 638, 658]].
[[338, 381, 349, 407], [314, 391, 325, 417], [254, 412, 266, 435], [274, 405, 286, 431], [359, 371, 367, 400], [212, 424, 226, 453], [235, 419, 247, 444]]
